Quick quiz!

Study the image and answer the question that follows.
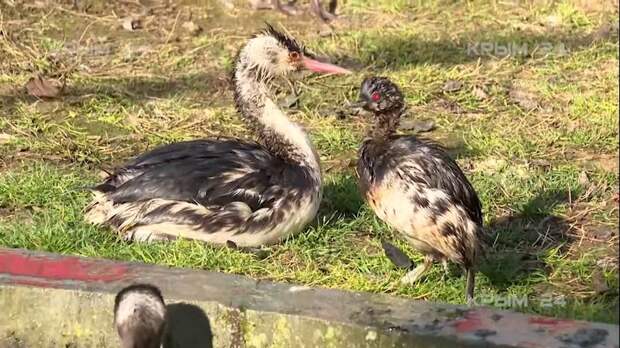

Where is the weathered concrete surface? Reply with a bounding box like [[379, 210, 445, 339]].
[[0, 248, 618, 348]]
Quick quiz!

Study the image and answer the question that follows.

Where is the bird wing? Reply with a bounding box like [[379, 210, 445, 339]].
[[97, 139, 301, 212], [389, 136, 483, 225]]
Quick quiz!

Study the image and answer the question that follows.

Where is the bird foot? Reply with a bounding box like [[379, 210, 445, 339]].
[[440, 260, 450, 281], [466, 296, 476, 307], [400, 266, 426, 285]]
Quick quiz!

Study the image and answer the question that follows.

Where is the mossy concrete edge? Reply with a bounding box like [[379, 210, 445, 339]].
[[0, 248, 617, 348]]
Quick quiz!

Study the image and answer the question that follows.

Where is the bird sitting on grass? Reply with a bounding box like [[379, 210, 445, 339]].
[[353, 77, 485, 303], [84, 25, 350, 247], [114, 284, 166, 348]]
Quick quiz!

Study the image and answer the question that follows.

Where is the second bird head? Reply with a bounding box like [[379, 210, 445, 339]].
[[355, 76, 405, 113]]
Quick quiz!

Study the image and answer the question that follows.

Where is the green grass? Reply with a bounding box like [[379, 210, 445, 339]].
[[1, 0, 618, 324]]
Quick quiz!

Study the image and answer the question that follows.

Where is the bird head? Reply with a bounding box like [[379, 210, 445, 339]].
[[237, 24, 351, 80], [355, 76, 405, 113], [114, 284, 166, 348]]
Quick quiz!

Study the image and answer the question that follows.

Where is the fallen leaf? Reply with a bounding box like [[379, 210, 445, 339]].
[[121, 17, 142, 31], [530, 159, 552, 169], [472, 86, 488, 100], [381, 239, 414, 270], [509, 87, 539, 111], [591, 269, 609, 294], [25, 75, 63, 98], [588, 225, 615, 241], [436, 97, 465, 114], [278, 94, 300, 109], [578, 170, 590, 187], [324, 153, 356, 172], [442, 80, 463, 93], [182, 21, 202, 36], [399, 119, 436, 133], [591, 23, 618, 41]]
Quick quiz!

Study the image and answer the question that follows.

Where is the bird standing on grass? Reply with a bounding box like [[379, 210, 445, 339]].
[[85, 25, 350, 247], [354, 77, 485, 303], [114, 284, 166, 348]]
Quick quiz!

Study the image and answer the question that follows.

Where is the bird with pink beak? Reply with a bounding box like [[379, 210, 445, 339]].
[[84, 25, 352, 247]]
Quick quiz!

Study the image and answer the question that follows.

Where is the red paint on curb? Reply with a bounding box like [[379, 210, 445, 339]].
[[453, 310, 483, 333], [528, 316, 577, 334], [529, 317, 562, 325], [0, 250, 129, 283]]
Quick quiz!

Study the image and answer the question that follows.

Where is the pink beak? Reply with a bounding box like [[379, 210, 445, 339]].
[[302, 56, 352, 75]]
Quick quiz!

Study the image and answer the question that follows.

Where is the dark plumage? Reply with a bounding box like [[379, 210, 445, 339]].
[[355, 77, 485, 303], [114, 284, 166, 348], [85, 26, 350, 246]]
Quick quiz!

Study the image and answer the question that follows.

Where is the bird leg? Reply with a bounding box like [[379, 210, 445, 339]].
[[441, 259, 450, 281], [272, 0, 302, 16], [400, 256, 433, 285], [311, 0, 338, 22]]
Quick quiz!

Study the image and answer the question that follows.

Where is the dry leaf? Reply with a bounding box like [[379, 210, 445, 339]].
[[472, 86, 488, 100], [182, 21, 202, 36], [121, 17, 142, 31], [591, 269, 609, 294], [442, 80, 463, 93], [25, 75, 63, 98], [509, 87, 539, 111], [399, 119, 436, 133], [578, 171, 590, 187]]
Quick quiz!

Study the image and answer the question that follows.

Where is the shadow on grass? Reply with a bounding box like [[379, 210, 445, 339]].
[[481, 189, 577, 289], [0, 71, 231, 113], [320, 174, 364, 219], [349, 27, 618, 69], [322, 174, 589, 293]]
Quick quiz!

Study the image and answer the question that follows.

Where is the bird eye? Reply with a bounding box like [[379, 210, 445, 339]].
[[289, 51, 300, 60], [371, 92, 381, 102]]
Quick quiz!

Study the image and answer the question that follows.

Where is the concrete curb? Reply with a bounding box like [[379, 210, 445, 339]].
[[0, 248, 618, 347]]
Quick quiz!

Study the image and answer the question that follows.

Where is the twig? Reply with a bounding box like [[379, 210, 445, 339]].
[[164, 9, 182, 44]]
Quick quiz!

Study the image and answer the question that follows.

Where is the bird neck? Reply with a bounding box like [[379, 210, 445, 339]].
[[233, 57, 320, 171], [369, 108, 404, 142]]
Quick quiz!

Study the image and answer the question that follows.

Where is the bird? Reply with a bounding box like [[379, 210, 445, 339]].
[[85, 25, 351, 247], [114, 284, 166, 348], [353, 77, 485, 303]]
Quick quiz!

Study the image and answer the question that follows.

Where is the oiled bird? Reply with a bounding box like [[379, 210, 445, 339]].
[[354, 77, 484, 303], [85, 25, 350, 246], [114, 284, 166, 348]]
